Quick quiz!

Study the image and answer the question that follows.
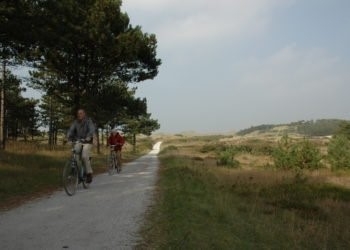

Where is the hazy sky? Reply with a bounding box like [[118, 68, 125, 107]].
[[120, 0, 350, 133]]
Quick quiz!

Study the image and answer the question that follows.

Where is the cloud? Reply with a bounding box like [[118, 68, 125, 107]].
[[123, 0, 350, 132], [227, 45, 350, 125], [123, 0, 295, 48], [237, 45, 344, 93]]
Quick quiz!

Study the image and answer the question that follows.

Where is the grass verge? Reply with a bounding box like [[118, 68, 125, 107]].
[[139, 150, 350, 249]]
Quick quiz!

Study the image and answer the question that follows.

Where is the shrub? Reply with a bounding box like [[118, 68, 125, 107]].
[[216, 148, 240, 168], [200, 144, 217, 153], [328, 135, 350, 170], [273, 136, 322, 171]]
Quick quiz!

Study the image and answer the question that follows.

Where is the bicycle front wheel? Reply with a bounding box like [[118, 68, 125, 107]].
[[107, 154, 116, 175], [63, 160, 78, 196], [116, 159, 122, 173], [82, 168, 90, 189], [116, 151, 122, 174]]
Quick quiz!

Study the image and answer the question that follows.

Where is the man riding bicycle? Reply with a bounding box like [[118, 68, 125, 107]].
[[107, 129, 125, 168], [67, 109, 96, 183]]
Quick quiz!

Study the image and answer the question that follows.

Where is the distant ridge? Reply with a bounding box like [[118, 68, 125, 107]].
[[237, 119, 348, 137]]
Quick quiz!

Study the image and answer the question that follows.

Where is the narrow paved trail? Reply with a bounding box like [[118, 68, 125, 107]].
[[0, 142, 162, 250]]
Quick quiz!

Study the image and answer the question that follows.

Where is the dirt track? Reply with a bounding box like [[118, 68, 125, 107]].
[[0, 142, 162, 250]]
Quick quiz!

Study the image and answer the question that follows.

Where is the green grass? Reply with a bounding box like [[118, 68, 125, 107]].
[[0, 138, 154, 209], [139, 152, 350, 249], [0, 151, 64, 208]]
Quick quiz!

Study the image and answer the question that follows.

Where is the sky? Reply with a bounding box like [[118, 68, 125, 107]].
[[19, 0, 350, 134], [118, 0, 350, 133]]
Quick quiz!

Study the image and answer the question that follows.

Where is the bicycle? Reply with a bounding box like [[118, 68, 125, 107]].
[[107, 145, 122, 175], [63, 140, 91, 196]]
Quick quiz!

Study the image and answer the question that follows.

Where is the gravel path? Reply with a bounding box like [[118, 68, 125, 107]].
[[0, 142, 162, 250]]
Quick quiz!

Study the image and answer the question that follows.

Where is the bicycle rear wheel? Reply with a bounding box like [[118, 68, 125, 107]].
[[116, 159, 122, 173], [79, 160, 90, 189], [107, 154, 116, 175], [116, 151, 122, 173], [63, 160, 78, 196]]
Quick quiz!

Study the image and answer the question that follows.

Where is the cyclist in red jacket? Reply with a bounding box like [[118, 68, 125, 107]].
[[107, 129, 125, 168]]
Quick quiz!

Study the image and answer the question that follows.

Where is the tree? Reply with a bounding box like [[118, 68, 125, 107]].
[[123, 115, 160, 152], [0, 0, 38, 148], [83, 80, 133, 153], [335, 121, 350, 140], [328, 135, 350, 170], [0, 0, 162, 148], [121, 98, 160, 151], [39, 93, 71, 147], [30, 0, 161, 112], [273, 135, 322, 171], [2, 71, 39, 141]]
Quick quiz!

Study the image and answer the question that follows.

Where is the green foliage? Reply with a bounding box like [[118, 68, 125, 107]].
[[120, 104, 160, 151], [216, 147, 240, 168], [335, 121, 350, 140], [328, 135, 350, 170], [200, 143, 225, 153], [2, 71, 40, 140], [297, 119, 345, 136], [237, 124, 276, 136], [29, 0, 161, 111], [0, 0, 35, 61], [84, 80, 134, 128], [237, 119, 346, 137], [201, 142, 273, 156], [273, 136, 322, 171], [1, 0, 162, 146]]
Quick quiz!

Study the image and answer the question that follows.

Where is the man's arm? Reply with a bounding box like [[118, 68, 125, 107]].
[[86, 119, 96, 141], [117, 135, 125, 146], [66, 121, 76, 141]]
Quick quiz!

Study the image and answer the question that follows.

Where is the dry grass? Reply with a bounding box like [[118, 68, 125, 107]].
[[236, 153, 273, 169]]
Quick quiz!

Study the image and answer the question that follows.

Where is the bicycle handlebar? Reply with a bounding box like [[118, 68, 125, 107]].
[[69, 139, 90, 144]]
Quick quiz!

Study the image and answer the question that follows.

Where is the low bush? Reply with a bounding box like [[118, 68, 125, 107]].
[[328, 135, 350, 170], [216, 148, 240, 168], [273, 136, 322, 171]]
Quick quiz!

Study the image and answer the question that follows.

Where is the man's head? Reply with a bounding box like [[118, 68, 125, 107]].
[[77, 109, 86, 121], [111, 128, 118, 135]]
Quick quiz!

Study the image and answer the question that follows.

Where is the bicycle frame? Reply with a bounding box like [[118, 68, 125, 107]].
[[71, 143, 86, 180], [63, 141, 89, 196], [108, 145, 121, 174]]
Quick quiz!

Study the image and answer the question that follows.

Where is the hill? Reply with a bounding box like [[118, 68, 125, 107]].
[[237, 119, 347, 137]]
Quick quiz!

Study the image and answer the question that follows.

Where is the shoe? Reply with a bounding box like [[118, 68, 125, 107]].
[[86, 173, 93, 183]]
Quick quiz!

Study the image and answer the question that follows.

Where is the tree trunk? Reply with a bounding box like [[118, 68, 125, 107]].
[[48, 97, 52, 145], [54, 127, 58, 145], [23, 128, 27, 141], [133, 133, 136, 152], [96, 128, 100, 154], [101, 128, 104, 146], [14, 120, 18, 141], [0, 60, 6, 150], [105, 129, 109, 146]]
